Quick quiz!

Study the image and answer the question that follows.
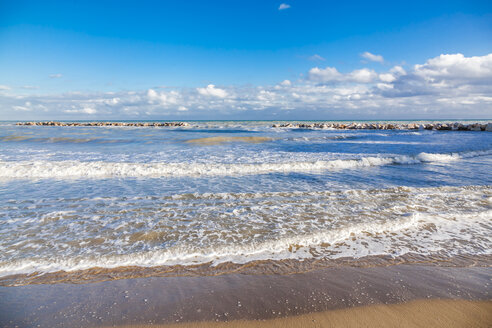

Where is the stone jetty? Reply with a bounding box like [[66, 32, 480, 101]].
[[14, 121, 492, 131], [272, 122, 492, 131], [16, 121, 189, 127]]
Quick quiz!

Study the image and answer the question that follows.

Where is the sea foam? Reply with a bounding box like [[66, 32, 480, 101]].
[[0, 149, 490, 179], [0, 186, 490, 277]]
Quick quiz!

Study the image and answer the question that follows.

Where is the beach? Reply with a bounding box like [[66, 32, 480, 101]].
[[2, 0, 492, 326], [0, 121, 491, 327], [1, 264, 491, 327]]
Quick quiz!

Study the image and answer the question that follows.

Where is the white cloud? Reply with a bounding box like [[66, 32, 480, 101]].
[[196, 84, 228, 98], [105, 97, 120, 105], [49, 74, 63, 79], [308, 66, 342, 83], [63, 106, 97, 115], [348, 68, 378, 83], [147, 89, 179, 105], [13, 106, 30, 111], [12, 101, 32, 111], [379, 73, 396, 83], [82, 107, 97, 114], [1, 53, 492, 120], [308, 67, 377, 83], [309, 54, 325, 61], [0, 85, 11, 90], [278, 3, 290, 10], [390, 65, 406, 75], [361, 52, 384, 63], [413, 53, 492, 82], [378, 66, 406, 83]]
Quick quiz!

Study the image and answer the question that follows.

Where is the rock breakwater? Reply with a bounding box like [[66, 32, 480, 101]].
[[272, 122, 492, 131], [16, 121, 189, 127]]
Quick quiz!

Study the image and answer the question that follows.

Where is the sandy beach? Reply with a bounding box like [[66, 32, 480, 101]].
[[125, 300, 492, 328], [2, 0, 492, 326], [1, 264, 490, 327]]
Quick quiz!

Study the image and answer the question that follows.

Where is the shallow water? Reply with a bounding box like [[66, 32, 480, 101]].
[[0, 121, 491, 284]]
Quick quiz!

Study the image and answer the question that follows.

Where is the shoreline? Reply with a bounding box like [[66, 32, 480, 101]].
[[2, 253, 491, 287], [1, 264, 490, 327]]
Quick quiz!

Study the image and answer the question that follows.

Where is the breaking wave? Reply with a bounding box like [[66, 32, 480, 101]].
[[0, 149, 490, 179], [0, 185, 490, 279]]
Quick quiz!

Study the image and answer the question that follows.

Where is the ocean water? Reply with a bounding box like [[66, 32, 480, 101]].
[[0, 121, 491, 284]]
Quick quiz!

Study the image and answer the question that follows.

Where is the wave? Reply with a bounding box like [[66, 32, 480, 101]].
[[0, 149, 490, 179], [1, 210, 490, 278], [1, 185, 490, 279]]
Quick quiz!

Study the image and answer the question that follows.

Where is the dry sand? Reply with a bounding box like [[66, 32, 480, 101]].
[[122, 299, 492, 328]]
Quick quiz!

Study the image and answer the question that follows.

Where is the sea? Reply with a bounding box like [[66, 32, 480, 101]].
[[0, 121, 491, 285]]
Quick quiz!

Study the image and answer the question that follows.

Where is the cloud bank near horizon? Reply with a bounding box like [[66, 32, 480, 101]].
[[1, 53, 492, 120]]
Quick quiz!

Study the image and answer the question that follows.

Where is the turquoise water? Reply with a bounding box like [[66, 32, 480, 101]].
[[0, 121, 491, 280]]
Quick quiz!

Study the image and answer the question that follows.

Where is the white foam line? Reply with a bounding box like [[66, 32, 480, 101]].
[[0, 210, 490, 277], [0, 150, 490, 179]]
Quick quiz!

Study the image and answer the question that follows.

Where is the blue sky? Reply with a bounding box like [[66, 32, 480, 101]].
[[1, 0, 492, 119]]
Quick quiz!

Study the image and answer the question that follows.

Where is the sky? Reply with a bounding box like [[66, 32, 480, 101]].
[[1, 0, 492, 120]]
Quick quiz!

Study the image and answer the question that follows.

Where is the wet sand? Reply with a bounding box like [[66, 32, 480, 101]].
[[0, 264, 490, 327]]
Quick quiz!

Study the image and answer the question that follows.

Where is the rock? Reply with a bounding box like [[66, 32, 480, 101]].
[[437, 124, 451, 131], [468, 124, 481, 131], [15, 121, 490, 131]]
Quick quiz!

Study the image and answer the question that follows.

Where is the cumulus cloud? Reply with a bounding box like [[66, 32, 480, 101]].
[[413, 53, 492, 83], [82, 107, 97, 114], [348, 68, 378, 83], [49, 74, 63, 79], [308, 67, 377, 83], [196, 84, 228, 98], [380, 54, 492, 99], [64, 106, 97, 114], [361, 52, 384, 63], [1, 53, 492, 120], [147, 89, 179, 105], [308, 66, 343, 83], [278, 3, 290, 10]]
